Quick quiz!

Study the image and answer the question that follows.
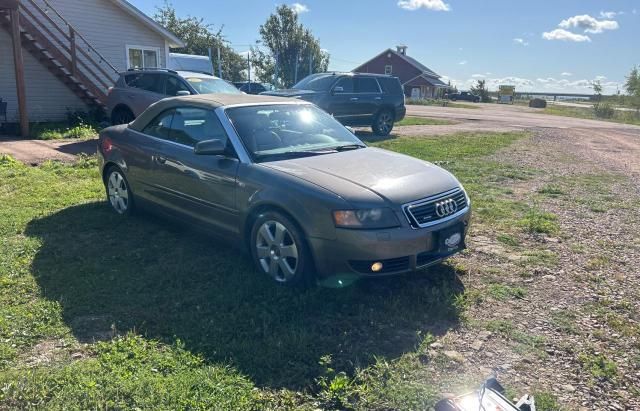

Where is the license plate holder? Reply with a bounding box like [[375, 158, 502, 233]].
[[437, 224, 465, 255]]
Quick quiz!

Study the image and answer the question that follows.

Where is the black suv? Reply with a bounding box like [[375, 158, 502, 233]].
[[447, 91, 480, 103], [262, 72, 406, 136]]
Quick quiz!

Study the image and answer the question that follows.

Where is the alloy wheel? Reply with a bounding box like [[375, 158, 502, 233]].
[[377, 112, 393, 135], [255, 220, 299, 282], [107, 171, 129, 214]]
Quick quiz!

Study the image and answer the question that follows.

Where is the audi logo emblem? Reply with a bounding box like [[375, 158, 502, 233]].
[[435, 198, 459, 218]]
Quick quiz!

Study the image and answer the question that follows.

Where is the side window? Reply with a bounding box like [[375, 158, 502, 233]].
[[142, 110, 174, 140], [355, 77, 381, 93], [333, 77, 354, 93], [165, 76, 191, 96], [170, 107, 230, 148], [127, 73, 164, 94]]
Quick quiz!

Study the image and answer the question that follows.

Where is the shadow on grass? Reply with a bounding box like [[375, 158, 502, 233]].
[[26, 202, 464, 390]]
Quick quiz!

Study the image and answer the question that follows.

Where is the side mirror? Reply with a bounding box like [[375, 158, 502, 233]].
[[333, 86, 344, 94], [176, 90, 191, 96], [194, 139, 226, 155]]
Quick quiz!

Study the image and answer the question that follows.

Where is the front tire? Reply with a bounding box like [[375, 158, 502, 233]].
[[372, 109, 395, 136], [105, 166, 134, 216], [250, 211, 312, 287]]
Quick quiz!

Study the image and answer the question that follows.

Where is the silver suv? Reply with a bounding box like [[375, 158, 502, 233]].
[[106, 69, 242, 124]]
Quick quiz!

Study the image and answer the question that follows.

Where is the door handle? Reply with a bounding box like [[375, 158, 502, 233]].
[[350, 97, 359, 101]]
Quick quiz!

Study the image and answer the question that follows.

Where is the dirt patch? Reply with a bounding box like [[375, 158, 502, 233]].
[[0, 137, 96, 165], [434, 128, 640, 409]]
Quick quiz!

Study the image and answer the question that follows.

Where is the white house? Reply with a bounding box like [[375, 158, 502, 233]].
[[0, 0, 183, 127]]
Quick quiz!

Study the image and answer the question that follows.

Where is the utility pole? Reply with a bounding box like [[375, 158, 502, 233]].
[[208, 47, 214, 75], [294, 51, 299, 84], [273, 52, 278, 88], [217, 47, 222, 78], [247, 50, 251, 93]]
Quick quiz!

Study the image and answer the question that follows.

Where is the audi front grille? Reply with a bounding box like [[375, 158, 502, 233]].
[[403, 188, 469, 228]]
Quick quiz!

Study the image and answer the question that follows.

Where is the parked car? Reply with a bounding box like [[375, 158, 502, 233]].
[[261, 72, 406, 136], [98, 94, 470, 286], [447, 91, 480, 102], [106, 68, 242, 125], [233, 81, 276, 95]]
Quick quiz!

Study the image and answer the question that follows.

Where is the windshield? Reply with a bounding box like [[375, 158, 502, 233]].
[[185, 77, 242, 94], [292, 74, 338, 91], [226, 104, 365, 162]]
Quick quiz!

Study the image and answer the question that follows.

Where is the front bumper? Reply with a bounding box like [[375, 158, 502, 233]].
[[308, 208, 471, 279]]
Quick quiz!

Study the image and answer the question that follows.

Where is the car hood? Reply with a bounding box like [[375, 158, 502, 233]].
[[260, 147, 461, 206], [261, 89, 323, 97]]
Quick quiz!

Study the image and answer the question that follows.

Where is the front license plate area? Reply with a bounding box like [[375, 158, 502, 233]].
[[437, 224, 465, 255]]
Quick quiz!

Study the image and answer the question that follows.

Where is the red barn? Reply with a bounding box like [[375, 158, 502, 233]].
[[353, 46, 447, 99]]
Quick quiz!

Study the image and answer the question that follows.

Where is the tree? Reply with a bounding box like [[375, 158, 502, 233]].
[[470, 79, 491, 102], [153, 2, 246, 81], [625, 66, 640, 111], [591, 80, 603, 102], [252, 5, 329, 87]]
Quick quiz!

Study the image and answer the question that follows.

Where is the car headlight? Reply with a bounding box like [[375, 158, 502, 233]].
[[332, 208, 400, 229]]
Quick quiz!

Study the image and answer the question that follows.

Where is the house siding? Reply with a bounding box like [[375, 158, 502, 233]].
[[0, 0, 169, 123], [0, 28, 88, 122], [354, 50, 445, 99], [41, 0, 168, 72], [354, 52, 423, 92]]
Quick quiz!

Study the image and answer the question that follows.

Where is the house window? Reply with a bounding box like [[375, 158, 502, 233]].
[[385, 65, 392, 75], [127, 45, 160, 69]]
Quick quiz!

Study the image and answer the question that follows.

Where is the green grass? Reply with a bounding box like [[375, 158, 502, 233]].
[[578, 352, 618, 381], [543, 104, 640, 126], [0, 131, 537, 409], [396, 116, 454, 126], [30, 122, 97, 140]]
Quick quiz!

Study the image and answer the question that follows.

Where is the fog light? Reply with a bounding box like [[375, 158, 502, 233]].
[[371, 262, 384, 272]]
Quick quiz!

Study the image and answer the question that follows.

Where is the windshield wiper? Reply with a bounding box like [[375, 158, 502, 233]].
[[255, 150, 337, 161], [333, 144, 366, 152]]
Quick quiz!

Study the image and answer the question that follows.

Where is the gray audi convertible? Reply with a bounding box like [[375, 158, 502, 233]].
[[97, 94, 471, 286]]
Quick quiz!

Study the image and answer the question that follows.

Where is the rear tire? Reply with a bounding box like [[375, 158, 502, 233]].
[[250, 211, 313, 287], [105, 166, 134, 216], [111, 107, 134, 125], [372, 109, 395, 136]]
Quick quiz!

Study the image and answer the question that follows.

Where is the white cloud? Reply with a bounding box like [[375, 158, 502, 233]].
[[513, 38, 529, 46], [542, 29, 591, 42], [559, 14, 619, 34], [595, 75, 607, 81], [397, 0, 450, 11], [290, 3, 309, 14], [599, 11, 617, 19], [448, 74, 620, 93], [458, 60, 467, 65], [485, 72, 492, 75], [561, 72, 572, 76], [471, 74, 485, 78]]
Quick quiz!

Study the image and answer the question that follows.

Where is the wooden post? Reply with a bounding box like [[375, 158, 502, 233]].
[[69, 26, 76, 77], [9, 5, 29, 137]]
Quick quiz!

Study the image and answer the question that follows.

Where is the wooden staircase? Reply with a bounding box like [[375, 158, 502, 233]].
[[0, 0, 119, 110]]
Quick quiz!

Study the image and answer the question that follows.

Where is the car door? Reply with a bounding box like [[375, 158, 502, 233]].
[[125, 73, 168, 116], [151, 106, 241, 234], [353, 77, 383, 123], [327, 76, 358, 124]]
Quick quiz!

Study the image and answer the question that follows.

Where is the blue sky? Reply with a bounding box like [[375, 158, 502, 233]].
[[130, 0, 639, 93]]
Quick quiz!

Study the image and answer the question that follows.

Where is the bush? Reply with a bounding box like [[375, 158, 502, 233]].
[[593, 102, 615, 119], [529, 98, 547, 108]]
